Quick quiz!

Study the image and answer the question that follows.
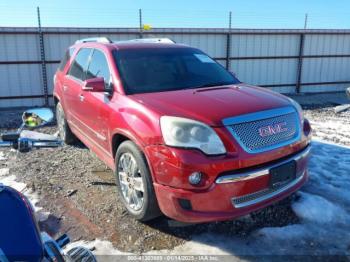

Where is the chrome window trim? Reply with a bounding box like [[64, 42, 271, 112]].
[[222, 106, 301, 154], [215, 145, 310, 184], [231, 170, 306, 208]]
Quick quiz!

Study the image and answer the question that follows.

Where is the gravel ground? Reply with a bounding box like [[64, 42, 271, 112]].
[[0, 101, 349, 253]]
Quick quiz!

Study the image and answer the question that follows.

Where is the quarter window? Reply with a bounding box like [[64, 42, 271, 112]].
[[67, 48, 92, 81], [58, 47, 75, 71]]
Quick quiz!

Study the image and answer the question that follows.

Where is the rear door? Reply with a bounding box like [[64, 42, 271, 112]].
[[54, 47, 75, 104], [63, 48, 92, 129], [76, 48, 113, 152]]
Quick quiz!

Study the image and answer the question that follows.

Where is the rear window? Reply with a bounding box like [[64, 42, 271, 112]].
[[58, 47, 75, 71], [113, 47, 240, 95]]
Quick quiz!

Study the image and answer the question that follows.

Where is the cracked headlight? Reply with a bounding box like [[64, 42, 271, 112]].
[[160, 116, 226, 155]]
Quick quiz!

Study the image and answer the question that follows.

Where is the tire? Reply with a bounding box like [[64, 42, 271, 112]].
[[56, 102, 77, 145], [115, 140, 161, 221]]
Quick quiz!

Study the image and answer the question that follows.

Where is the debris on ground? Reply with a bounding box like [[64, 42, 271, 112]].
[[67, 189, 78, 197], [334, 104, 350, 114]]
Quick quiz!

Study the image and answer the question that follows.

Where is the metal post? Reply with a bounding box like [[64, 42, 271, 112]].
[[296, 34, 305, 94], [139, 9, 143, 38], [226, 11, 232, 70], [304, 13, 308, 29], [37, 7, 48, 106]]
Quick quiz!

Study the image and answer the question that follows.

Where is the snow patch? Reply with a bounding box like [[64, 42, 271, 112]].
[[252, 140, 350, 255], [258, 224, 307, 240], [0, 151, 6, 160], [0, 168, 9, 177], [64, 239, 130, 256], [0, 174, 26, 192], [309, 118, 350, 146], [0, 168, 49, 222], [293, 192, 349, 224]]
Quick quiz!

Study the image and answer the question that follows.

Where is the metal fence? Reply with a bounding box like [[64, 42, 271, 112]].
[[1, 26, 350, 107]]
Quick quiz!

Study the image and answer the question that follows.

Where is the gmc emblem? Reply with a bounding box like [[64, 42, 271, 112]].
[[258, 122, 288, 137]]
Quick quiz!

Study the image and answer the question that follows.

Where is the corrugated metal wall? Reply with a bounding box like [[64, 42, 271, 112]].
[[1, 27, 350, 108]]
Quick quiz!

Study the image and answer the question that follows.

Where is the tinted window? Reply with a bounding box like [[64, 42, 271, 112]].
[[68, 48, 92, 81], [86, 49, 111, 87], [58, 47, 75, 71], [113, 48, 239, 95]]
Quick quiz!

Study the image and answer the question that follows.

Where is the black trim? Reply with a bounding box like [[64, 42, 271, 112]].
[[296, 34, 305, 93], [0, 94, 53, 100], [0, 60, 60, 65], [260, 84, 296, 88]]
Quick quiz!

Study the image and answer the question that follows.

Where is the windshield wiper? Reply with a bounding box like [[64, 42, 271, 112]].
[[192, 82, 234, 93]]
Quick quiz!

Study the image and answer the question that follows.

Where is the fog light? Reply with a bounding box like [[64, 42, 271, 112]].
[[178, 198, 192, 210], [188, 172, 202, 185]]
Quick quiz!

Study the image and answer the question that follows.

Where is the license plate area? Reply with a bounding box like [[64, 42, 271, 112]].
[[269, 160, 296, 188]]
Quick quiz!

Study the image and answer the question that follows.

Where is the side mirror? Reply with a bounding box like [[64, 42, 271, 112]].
[[82, 77, 105, 92], [22, 108, 54, 128]]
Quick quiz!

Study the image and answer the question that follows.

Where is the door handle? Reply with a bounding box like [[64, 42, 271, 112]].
[[79, 94, 84, 102]]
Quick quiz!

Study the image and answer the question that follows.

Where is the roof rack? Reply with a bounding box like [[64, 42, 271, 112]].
[[75, 37, 176, 45], [115, 38, 176, 44], [75, 37, 112, 44]]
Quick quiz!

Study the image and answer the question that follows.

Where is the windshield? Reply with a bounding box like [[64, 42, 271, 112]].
[[113, 47, 240, 94]]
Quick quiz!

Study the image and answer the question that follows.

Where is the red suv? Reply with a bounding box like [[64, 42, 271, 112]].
[[53, 37, 311, 223]]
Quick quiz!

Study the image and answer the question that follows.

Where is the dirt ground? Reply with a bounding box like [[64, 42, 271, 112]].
[[0, 99, 349, 253]]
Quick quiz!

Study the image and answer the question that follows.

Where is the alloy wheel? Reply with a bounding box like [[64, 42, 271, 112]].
[[118, 152, 145, 211], [56, 106, 65, 139]]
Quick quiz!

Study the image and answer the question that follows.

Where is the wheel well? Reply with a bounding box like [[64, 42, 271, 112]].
[[112, 133, 129, 158], [53, 96, 59, 106]]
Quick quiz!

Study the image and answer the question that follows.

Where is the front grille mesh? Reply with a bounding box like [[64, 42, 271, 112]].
[[230, 112, 298, 152], [232, 183, 286, 206], [231, 173, 304, 208]]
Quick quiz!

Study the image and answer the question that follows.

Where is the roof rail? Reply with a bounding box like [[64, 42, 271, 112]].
[[115, 38, 176, 44], [75, 37, 112, 44]]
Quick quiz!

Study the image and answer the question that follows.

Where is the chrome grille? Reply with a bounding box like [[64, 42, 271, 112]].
[[227, 109, 300, 153]]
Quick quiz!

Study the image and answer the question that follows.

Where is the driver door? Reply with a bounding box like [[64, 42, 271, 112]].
[[62, 48, 92, 131], [75, 48, 113, 152]]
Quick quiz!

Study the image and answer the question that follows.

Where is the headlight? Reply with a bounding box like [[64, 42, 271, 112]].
[[160, 116, 226, 155]]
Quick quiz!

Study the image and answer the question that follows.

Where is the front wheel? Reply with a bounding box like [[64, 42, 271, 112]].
[[115, 141, 161, 221], [56, 102, 77, 145]]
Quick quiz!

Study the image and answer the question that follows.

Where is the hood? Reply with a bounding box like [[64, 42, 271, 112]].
[[131, 84, 292, 126]]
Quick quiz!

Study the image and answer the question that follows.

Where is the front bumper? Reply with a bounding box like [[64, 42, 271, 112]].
[[152, 145, 310, 223]]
